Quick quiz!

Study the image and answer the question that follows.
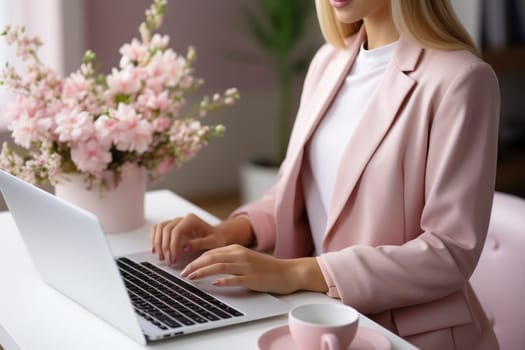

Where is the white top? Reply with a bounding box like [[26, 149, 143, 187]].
[[303, 41, 397, 255]]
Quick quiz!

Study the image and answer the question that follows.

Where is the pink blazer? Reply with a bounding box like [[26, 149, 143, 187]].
[[235, 28, 500, 349]]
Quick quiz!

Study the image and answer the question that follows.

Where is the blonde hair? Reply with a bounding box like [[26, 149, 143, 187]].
[[315, 0, 480, 57]]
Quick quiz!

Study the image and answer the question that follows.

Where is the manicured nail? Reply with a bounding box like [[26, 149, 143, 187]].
[[180, 266, 189, 277], [183, 244, 190, 252]]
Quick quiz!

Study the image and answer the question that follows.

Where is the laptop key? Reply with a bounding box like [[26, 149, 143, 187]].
[[141, 261, 244, 317], [117, 257, 244, 330], [155, 314, 182, 329]]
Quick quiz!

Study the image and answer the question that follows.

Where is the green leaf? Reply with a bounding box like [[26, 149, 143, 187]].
[[114, 94, 130, 105], [241, 7, 274, 52], [242, 0, 313, 60]]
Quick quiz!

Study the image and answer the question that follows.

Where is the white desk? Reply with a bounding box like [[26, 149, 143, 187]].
[[0, 190, 418, 350]]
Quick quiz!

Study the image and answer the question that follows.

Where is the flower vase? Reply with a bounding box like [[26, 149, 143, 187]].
[[54, 165, 146, 234]]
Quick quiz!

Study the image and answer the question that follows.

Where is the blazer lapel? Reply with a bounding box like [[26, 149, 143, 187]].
[[285, 28, 366, 169], [274, 29, 366, 258], [324, 36, 422, 241]]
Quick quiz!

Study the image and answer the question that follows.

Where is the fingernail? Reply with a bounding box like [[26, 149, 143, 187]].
[[180, 267, 188, 277], [212, 280, 221, 286], [188, 272, 196, 280], [183, 244, 190, 252]]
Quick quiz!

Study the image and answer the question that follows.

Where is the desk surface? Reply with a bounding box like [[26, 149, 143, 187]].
[[0, 190, 418, 350]]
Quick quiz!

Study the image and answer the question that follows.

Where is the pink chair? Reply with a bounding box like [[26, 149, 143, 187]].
[[470, 192, 525, 350]]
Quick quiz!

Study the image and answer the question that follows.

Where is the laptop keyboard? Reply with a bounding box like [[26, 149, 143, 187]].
[[116, 257, 244, 331]]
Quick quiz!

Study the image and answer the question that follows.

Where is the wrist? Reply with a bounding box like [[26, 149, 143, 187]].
[[287, 257, 328, 293], [216, 216, 255, 247]]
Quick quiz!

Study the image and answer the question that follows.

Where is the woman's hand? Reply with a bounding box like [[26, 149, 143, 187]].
[[180, 244, 328, 295], [150, 214, 254, 265]]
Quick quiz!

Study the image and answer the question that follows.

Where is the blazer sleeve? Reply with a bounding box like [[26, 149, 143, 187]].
[[318, 61, 501, 314], [230, 44, 334, 252]]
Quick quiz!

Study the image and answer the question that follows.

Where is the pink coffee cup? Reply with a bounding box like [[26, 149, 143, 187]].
[[288, 303, 359, 350]]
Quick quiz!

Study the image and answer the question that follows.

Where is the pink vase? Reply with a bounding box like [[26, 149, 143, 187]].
[[54, 165, 146, 234]]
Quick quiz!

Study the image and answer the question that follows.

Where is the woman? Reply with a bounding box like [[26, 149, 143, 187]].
[[151, 0, 500, 348]]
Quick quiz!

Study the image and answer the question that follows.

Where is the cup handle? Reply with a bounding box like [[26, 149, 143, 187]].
[[321, 333, 341, 350]]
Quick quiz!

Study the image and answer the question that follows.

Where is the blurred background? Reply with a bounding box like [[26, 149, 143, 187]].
[[0, 0, 524, 218]]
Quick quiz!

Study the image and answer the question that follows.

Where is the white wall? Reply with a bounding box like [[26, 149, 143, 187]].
[[450, 0, 483, 48], [62, 0, 86, 75], [0, 0, 65, 74], [0, 0, 86, 210]]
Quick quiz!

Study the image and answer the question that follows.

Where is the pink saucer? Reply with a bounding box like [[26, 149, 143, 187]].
[[258, 325, 391, 350]]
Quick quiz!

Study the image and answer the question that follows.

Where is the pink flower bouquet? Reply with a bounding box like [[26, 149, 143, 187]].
[[0, 0, 239, 189]]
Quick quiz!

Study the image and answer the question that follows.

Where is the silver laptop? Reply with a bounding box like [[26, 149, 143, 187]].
[[0, 170, 289, 344]]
